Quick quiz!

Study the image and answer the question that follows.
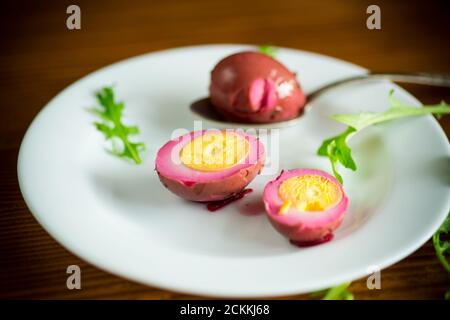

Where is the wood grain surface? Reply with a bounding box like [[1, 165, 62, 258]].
[[0, 0, 449, 299]]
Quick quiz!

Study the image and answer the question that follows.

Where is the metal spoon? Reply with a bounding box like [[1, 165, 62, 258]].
[[190, 72, 450, 129]]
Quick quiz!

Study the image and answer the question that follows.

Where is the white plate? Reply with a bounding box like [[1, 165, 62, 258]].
[[18, 45, 450, 297]]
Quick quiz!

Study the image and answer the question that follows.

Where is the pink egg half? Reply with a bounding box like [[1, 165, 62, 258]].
[[263, 169, 349, 245], [155, 130, 265, 202], [209, 51, 306, 123]]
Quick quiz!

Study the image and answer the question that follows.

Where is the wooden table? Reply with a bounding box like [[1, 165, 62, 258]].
[[1, 0, 449, 299]]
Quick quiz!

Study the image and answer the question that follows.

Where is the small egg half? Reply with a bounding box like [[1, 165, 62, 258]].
[[263, 169, 348, 245], [156, 130, 265, 202]]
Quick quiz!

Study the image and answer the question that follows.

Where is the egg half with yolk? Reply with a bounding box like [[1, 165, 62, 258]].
[[156, 130, 265, 202], [263, 169, 348, 245]]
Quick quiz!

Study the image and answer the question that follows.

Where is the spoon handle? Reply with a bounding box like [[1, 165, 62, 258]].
[[307, 72, 450, 101]]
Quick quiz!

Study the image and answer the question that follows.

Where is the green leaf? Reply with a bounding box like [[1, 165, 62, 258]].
[[439, 216, 450, 234], [91, 87, 145, 164], [433, 212, 450, 274], [309, 289, 328, 298], [125, 125, 140, 135], [433, 212, 450, 299], [331, 90, 450, 131], [311, 282, 353, 300], [317, 127, 356, 184], [333, 128, 357, 170], [317, 90, 450, 183], [258, 45, 277, 58], [323, 282, 353, 300], [330, 157, 343, 184]]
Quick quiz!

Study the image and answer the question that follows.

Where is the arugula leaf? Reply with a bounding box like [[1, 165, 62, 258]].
[[258, 45, 278, 58], [331, 90, 450, 130], [317, 90, 450, 184], [433, 212, 450, 273], [433, 212, 450, 299], [311, 282, 354, 300], [91, 87, 145, 164], [317, 127, 357, 184]]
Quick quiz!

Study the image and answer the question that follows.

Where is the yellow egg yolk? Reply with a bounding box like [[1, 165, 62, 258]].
[[179, 132, 249, 171], [278, 174, 342, 215]]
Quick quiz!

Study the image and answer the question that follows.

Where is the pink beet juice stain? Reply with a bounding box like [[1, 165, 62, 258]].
[[182, 180, 196, 187], [289, 233, 334, 248], [206, 188, 253, 212]]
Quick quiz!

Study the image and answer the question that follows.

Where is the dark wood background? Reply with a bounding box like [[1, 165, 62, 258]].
[[1, 0, 449, 299]]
